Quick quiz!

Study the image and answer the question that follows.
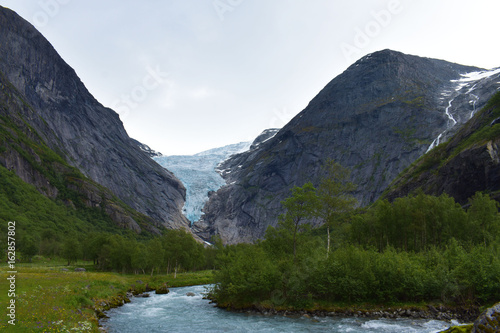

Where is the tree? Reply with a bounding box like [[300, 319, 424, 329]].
[[131, 243, 148, 274], [145, 238, 164, 276], [83, 232, 109, 265], [316, 160, 357, 257], [22, 236, 39, 262], [467, 192, 500, 246], [279, 182, 319, 262], [162, 229, 205, 273], [62, 236, 81, 266]]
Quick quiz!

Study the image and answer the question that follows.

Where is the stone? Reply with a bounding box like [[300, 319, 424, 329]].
[[439, 325, 473, 333], [74, 268, 86, 272], [186, 292, 196, 297], [472, 302, 500, 333], [155, 283, 170, 295]]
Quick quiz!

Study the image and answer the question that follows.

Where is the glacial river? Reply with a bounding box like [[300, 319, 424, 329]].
[[102, 285, 457, 333]]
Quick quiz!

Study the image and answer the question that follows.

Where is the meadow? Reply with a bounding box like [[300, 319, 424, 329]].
[[0, 257, 213, 332]]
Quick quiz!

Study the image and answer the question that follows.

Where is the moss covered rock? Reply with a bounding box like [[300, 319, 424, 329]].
[[439, 325, 473, 333], [155, 283, 170, 295], [472, 302, 500, 333]]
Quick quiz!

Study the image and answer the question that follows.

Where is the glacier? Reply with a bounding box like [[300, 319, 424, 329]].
[[154, 142, 252, 223]]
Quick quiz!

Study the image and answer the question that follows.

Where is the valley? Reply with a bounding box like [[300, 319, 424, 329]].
[[1, 4, 500, 333]]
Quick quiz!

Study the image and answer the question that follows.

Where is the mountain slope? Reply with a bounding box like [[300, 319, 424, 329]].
[[0, 70, 161, 235], [385, 91, 500, 204], [0, 6, 189, 230], [194, 50, 500, 244]]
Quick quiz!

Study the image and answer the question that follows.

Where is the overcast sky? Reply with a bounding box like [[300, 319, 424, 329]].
[[2, 0, 499, 155]]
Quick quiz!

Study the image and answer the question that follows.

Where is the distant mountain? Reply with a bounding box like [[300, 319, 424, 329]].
[[154, 141, 253, 223], [194, 50, 500, 244], [0, 6, 189, 232]]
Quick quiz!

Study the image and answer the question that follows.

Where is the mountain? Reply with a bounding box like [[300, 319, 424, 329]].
[[193, 50, 500, 244], [0, 69, 163, 235], [385, 91, 500, 204], [0, 6, 189, 232]]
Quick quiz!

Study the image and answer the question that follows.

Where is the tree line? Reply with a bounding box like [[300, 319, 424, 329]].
[[4, 228, 216, 275]]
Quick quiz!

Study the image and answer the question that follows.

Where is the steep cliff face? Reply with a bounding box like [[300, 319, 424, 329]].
[[0, 7, 189, 230], [385, 92, 500, 205], [195, 50, 500, 244], [0, 70, 166, 234]]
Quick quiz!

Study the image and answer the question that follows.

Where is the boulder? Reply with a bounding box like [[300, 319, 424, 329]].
[[74, 268, 86, 272], [186, 292, 196, 297], [155, 283, 170, 295], [472, 302, 500, 333]]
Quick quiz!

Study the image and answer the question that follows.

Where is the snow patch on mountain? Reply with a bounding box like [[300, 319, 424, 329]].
[[427, 67, 500, 152]]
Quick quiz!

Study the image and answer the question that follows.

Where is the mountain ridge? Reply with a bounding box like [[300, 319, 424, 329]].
[[194, 49, 500, 244]]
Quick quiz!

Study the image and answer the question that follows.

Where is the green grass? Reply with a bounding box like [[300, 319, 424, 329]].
[[0, 258, 214, 332]]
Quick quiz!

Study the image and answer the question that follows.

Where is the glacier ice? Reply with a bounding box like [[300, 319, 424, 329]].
[[154, 142, 251, 224]]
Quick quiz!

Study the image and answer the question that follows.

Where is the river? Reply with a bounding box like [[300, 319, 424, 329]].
[[101, 285, 457, 333]]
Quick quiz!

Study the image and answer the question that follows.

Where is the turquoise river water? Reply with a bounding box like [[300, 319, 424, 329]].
[[101, 285, 461, 333]]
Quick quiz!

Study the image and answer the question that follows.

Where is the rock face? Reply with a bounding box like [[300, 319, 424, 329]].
[[0, 69, 156, 233], [472, 302, 500, 333], [386, 92, 500, 205], [0, 6, 189, 230], [194, 50, 500, 244], [131, 139, 163, 158]]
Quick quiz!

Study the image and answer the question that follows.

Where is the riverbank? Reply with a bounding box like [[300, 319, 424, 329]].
[[0, 259, 213, 332], [224, 304, 478, 322], [212, 298, 481, 324]]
